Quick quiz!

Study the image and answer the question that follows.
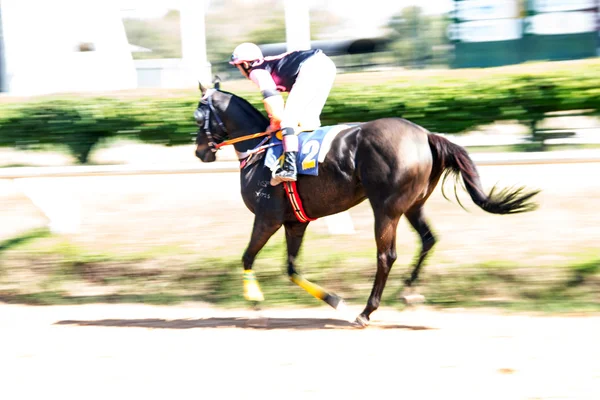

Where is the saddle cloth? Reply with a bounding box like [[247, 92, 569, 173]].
[[264, 124, 351, 176]]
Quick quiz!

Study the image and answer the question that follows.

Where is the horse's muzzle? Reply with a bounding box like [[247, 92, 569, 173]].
[[195, 144, 216, 163]]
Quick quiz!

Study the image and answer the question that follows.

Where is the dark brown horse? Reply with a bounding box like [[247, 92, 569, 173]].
[[194, 84, 539, 326]]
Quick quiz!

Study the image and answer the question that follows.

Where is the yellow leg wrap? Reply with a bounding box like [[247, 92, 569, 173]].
[[243, 270, 264, 302], [290, 273, 327, 301]]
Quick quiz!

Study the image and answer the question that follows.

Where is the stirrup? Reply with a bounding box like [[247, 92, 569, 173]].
[[277, 173, 297, 182], [270, 169, 296, 186]]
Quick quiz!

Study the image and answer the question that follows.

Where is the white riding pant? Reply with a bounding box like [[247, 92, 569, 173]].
[[280, 52, 337, 132]]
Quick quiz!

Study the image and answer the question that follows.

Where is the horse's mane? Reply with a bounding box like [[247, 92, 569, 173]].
[[220, 90, 269, 127]]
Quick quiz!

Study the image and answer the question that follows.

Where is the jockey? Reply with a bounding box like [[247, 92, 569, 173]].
[[229, 42, 337, 186]]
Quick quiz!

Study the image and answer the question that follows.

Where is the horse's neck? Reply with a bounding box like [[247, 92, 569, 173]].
[[223, 96, 269, 154], [230, 123, 269, 155]]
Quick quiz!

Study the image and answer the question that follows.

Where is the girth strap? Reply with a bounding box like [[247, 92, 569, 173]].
[[283, 181, 317, 223]]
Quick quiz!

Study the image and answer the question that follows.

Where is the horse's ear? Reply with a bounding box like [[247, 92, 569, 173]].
[[213, 75, 221, 90], [199, 81, 208, 95]]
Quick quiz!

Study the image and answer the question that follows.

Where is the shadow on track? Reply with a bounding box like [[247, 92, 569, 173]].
[[55, 317, 434, 330]]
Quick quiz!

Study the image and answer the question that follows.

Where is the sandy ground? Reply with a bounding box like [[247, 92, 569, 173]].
[[1, 303, 599, 400], [1, 162, 598, 265], [1, 158, 599, 399]]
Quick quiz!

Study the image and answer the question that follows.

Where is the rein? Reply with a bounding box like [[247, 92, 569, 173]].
[[214, 130, 272, 150]]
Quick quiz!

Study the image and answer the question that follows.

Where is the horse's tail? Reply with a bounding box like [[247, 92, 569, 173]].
[[427, 133, 539, 214]]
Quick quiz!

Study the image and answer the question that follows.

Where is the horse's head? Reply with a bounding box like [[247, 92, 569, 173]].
[[194, 79, 269, 163], [194, 80, 227, 163]]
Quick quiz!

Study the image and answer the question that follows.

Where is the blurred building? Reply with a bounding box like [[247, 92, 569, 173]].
[[0, 0, 211, 94], [0, 6, 4, 93], [450, 0, 600, 68], [3, 0, 600, 93], [0, 0, 137, 95]]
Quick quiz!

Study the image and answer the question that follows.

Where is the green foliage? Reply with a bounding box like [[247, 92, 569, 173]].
[[387, 6, 451, 68], [322, 68, 600, 134], [207, 6, 337, 73], [0, 100, 139, 163], [246, 12, 332, 45], [1, 60, 600, 163], [247, 16, 287, 45], [1, 227, 598, 310], [123, 10, 182, 59]]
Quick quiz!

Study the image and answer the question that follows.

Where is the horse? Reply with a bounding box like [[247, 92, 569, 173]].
[[193, 82, 539, 326]]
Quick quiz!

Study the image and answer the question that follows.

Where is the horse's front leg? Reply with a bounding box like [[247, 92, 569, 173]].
[[242, 216, 282, 302], [284, 221, 349, 315]]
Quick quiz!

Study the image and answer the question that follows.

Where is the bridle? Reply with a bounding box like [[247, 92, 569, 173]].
[[194, 88, 272, 154], [194, 88, 228, 153]]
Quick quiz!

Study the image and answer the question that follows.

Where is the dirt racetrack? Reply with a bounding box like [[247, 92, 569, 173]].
[[1, 302, 599, 400], [1, 161, 599, 399]]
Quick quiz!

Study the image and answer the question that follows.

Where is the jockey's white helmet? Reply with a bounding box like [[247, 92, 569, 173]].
[[230, 43, 263, 65]]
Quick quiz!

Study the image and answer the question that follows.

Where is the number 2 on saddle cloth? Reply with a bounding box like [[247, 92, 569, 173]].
[[264, 124, 351, 175]]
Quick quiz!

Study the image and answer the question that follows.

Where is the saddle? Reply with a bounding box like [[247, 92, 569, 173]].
[[264, 124, 351, 176], [264, 124, 351, 223]]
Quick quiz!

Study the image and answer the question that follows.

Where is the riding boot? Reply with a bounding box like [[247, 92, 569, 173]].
[[271, 127, 299, 186], [271, 151, 298, 186]]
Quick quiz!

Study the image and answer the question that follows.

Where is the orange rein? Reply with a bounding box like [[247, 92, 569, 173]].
[[214, 130, 273, 150]]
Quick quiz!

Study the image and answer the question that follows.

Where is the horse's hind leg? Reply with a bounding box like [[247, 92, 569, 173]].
[[402, 204, 436, 304], [357, 213, 401, 326], [284, 221, 348, 314]]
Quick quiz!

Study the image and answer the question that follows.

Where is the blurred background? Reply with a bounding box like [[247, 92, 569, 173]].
[[0, 0, 599, 311]]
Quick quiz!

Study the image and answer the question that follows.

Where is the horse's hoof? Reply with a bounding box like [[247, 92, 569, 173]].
[[244, 293, 264, 302], [401, 294, 426, 305], [335, 299, 355, 323], [243, 279, 264, 302], [353, 315, 369, 328]]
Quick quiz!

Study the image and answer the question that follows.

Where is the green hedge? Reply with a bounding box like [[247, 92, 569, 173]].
[[0, 97, 194, 163], [1, 60, 599, 163]]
